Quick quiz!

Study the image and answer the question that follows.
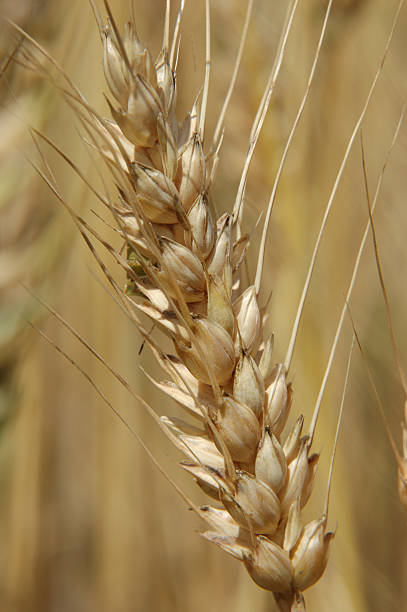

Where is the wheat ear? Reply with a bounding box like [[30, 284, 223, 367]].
[[52, 3, 340, 609], [18, 0, 405, 608], [11, 0, 407, 606]]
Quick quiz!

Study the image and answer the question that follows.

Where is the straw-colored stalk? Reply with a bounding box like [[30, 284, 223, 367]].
[[0, 4, 74, 424], [357, 148, 407, 513]]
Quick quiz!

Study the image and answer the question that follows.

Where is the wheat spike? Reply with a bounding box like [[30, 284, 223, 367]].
[[10, 0, 407, 609], [64, 3, 336, 609]]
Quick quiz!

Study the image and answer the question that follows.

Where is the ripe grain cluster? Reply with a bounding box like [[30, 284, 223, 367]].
[[91, 11, 334, 610]]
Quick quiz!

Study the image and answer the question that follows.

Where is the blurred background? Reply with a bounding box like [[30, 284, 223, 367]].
[[1, 0, 407, 610]]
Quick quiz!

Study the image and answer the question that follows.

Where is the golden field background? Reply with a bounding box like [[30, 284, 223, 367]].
[[1, 0, 407, 610]]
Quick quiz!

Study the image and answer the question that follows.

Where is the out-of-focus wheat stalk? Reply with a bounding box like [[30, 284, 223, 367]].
[[0, 2, 68, 423], [354, 137, 407, 512], [2, 1, 407, 611]]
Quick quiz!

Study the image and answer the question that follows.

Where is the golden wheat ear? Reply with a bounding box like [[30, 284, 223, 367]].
[[55, 2, 343, 609], [9, 0, 332, 607], [8, 0, 407, 609]]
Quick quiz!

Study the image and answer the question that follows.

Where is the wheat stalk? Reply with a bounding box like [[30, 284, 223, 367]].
[[0, 22, 75, 428], [356, 126, 407, 512]]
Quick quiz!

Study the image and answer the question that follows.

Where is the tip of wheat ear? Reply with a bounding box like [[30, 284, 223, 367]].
[[94, 8, 333, 608]]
